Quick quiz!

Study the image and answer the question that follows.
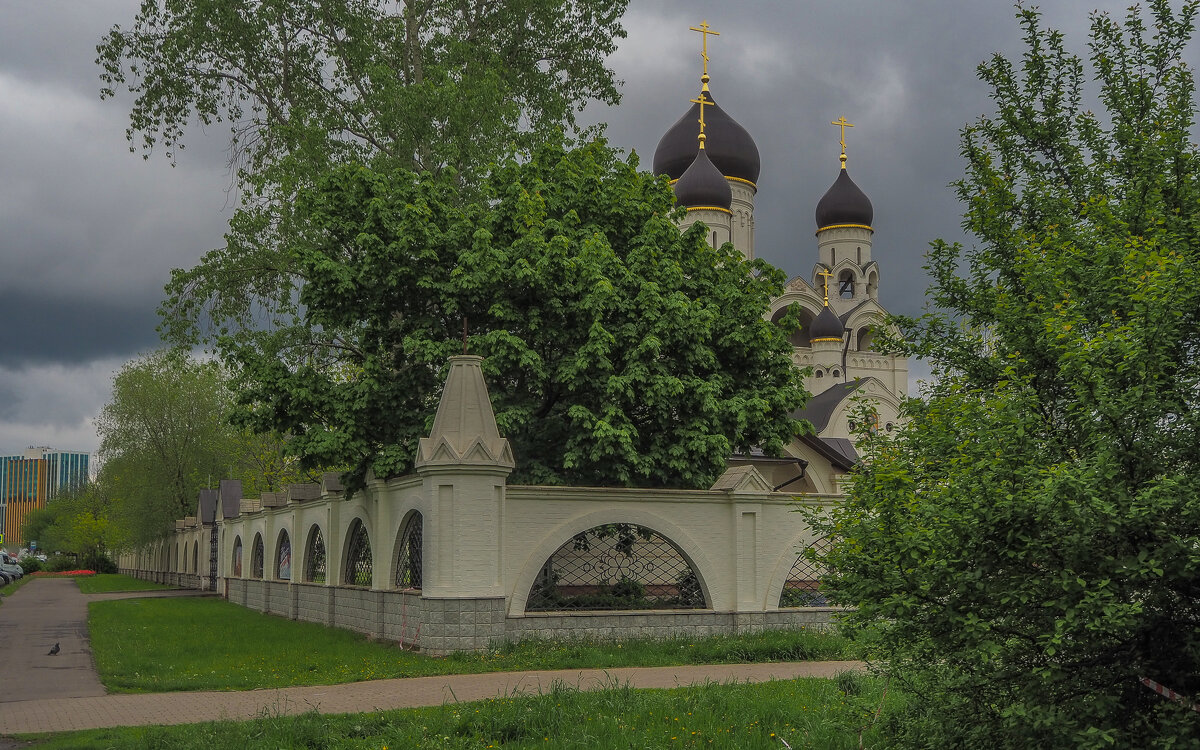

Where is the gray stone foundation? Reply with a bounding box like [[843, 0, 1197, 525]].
[[122, 568, 837, 655]]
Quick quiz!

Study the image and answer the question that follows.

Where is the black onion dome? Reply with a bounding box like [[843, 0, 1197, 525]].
[[815, 166, 873, 230], [810, 305, 845, 342], [673, 147, 733, 210], [653, 90, 761, 184]]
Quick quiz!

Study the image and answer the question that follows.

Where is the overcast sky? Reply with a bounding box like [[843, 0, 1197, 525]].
[[0, 0, 1186, 459]]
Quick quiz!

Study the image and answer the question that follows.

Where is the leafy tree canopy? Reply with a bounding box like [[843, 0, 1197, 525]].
[[97, 0, 629, 348], [21, 479, 119, 558], [819, 2, 1200, 747], [96, 349, 324, 544], [224, 139, 809, 491]]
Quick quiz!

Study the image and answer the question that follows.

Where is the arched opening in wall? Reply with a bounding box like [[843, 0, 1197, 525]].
[[174, 544, 179, 572], [857, 326, 875, 352], [343, 518, 373, 587], [251, 534, 265, 579], [772, 306, 815, 348], [305, 525, 327, 583], [276, 529, 292, 580], [192, 541, 199, 575], [232, 536, 243, 578], [393, 511, 423, 591], [867, 270, 878, 300], [526, 524, 707, 612], [780, 536, 834, 607], [838, 270, 855, 298]]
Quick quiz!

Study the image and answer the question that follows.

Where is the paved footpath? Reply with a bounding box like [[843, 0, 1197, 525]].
[[0, 578, 862, 736], [1, 661, 862, 735], [0, 578, 212, 705]]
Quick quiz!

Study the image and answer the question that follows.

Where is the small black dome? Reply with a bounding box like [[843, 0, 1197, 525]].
[[654, 90, 761, 184], [815, 166, 873, 230], [810, 305, 845, 342], [674, 148, 733, 210]]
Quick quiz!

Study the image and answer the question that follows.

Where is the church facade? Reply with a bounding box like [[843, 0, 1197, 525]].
[[652, 24, 908, 495]]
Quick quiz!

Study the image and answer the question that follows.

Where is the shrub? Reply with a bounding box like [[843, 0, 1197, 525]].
[[19, 558, 42, 574], [46, 555, 79, 572], [81, 552, 118, 574]]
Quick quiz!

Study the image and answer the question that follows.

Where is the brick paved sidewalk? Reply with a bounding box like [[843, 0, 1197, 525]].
[[0, 660, 863, 734]]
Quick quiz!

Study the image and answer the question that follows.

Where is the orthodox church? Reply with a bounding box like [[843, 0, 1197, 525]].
[[652, 22, 908, 495]]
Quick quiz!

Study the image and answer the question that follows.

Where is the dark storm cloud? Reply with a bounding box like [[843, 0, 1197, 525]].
[[0, 0, 1193, 454], [0, 290, 160, 367]]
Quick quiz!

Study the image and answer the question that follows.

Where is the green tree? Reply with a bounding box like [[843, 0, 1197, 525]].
[[819, 2, 1200, 747], [96, 0, 628, 349], [97, 349, 328, 543], [97, 349, 239, 544], [20, 479, 118, 559], [226, 139, 809, 491]]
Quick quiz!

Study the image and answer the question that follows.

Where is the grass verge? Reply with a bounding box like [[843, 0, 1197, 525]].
[[23, 673, 898, 749], [89, 597, 856, 692], [75, 574, 173, 594]]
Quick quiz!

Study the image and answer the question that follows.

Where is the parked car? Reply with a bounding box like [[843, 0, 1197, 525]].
[[0, 569, 11, 585], [0, 553, 23, 581]]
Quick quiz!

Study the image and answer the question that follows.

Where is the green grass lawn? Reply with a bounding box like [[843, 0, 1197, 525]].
[[88, 596, 857, 693], [75, 574, 173, 594], [24, 673, 899, 749]]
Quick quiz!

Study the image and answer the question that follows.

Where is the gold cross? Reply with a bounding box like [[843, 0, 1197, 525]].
[[817, 268, 834, 305], [689, 94, 709, 149], [831, 116, 854, 158], [689, 20, 720, 78]]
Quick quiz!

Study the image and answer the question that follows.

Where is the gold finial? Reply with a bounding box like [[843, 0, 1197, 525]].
[[689, 93, 710, 149], [831, 116, 854, 168], [689, 20, 720, 87], [817, 268, 834, 306]]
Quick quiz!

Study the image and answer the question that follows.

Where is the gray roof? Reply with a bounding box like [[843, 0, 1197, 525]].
[[798, 434, 859, 471], [792, 380, 864, 433], [218, 479, 243, 520], [197, 489, 219, 524]]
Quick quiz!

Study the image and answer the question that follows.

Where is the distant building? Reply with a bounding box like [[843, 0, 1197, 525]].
[[0, 447, 90, 550]]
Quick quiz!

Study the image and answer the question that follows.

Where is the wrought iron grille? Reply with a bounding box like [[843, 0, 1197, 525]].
[[780, 536, 833, 607], [344, 519, 373, 586], [394, 512, 423, 590], [232, 537, 243, 578], [305, 525, 327, 584], [276, 530, 292, 580], [209, 527, 218, 590], [525, 524, 706, 612], [251, 534, 265, 579]]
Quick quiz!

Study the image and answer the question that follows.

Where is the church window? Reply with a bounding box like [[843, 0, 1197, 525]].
[[838, 270, 855, 298], [832, 369, 841, 378], [885, 422, 895, 433], [815, 370, 824, 378], [858, 327, 875, 351]]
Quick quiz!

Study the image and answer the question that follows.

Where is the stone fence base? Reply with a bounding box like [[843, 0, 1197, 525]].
[[120, 567, 837, 656]]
